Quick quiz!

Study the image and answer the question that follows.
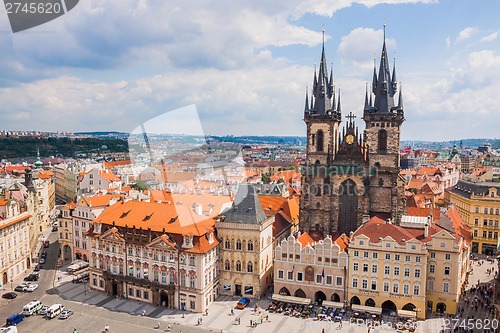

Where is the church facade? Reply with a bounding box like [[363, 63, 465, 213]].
[[299, 31, 407, 237]]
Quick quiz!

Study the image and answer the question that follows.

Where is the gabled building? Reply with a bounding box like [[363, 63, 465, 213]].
[[274, 233, 348, 306], [217, 184, 274, 298]]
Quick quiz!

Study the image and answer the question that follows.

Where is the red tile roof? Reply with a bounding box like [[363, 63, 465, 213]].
[[297, 232, 315, 248]]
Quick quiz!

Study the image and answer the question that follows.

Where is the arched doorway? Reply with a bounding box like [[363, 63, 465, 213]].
[[63, 245, 72, 261], [382, 300, 397, 315], [75, 252, 82, 260], [436, 302, 446, 314], [111, 281, 118, 296], [294, 289, 306, 298], [82, 254, 88, 262], [365, 298, 376, 307], [315, 291, 326, 305], [26, 257, 31, 269], [331, 293, 340, 302], [160, 292, 168, 307], [279, 287, 290, 296], [350, 296, 361, 306], [402, 303, 416, 311], [338, 179, 358, 235], [2, 272, 7, 285]]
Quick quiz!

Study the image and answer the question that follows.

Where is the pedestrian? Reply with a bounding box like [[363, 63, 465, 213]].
[[104, 324, 109, 332], [231, 308, 234, 316], [339, 319, 343, 328], [142, 309, 146, 316], [205, 309, 208, 316], [73, 329, 78, 333], [167, 324, 171, 331], [260, 316, 263, 324], [250, 319, 252, 327], [266, 315, 268, 322]]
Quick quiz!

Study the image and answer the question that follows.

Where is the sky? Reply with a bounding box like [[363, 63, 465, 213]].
[[0, 0, 499, 141]]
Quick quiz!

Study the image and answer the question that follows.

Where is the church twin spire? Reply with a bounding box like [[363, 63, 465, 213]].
[[304, 30, 341, 117], [366, 25, 403, 113]]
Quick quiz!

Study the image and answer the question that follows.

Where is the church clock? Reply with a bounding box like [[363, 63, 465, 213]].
[[345, 134, 355, 145]]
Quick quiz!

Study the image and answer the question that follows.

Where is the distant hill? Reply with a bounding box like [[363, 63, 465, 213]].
[[401, 138, 499, 150], [0, 137, 128, 159]]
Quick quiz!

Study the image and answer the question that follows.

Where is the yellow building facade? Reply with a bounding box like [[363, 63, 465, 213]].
[[450, 180, 500, 255]]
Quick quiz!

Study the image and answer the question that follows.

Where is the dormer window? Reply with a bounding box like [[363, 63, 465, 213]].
[[207, 232, 214, 245], [182, 235, 193, 249]]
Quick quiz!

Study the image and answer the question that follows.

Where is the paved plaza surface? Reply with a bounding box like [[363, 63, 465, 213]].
[[2, 249, 499, 332]]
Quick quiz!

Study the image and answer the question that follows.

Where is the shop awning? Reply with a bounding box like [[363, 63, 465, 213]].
[[272, 294, 312, 305], [322, 301, 345, 308], [351, 304, 382, 315], [397, 309, 417, 318]]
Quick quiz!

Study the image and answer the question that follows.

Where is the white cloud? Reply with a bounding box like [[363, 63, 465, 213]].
[[337, 27, 397, 70], [455, 27, 479, 44], [480, 32, 498, 43]]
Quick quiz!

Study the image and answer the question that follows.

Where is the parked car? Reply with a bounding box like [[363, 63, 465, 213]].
[[14, 285, 27, 292], [39, 258, 46, 264], [1, 292, 17, 299], [52, 226, 58, 232], [39, 305, 49, 316], [34, 265, 41, 271], [236, 297, 250, 309], [0, 326, 18, 333], [59, 309, 74, 319], [41, 251, 47, 259], [24, 273, 40, 281], [25, 284, 38, 292], [5, 313, 24, 326]]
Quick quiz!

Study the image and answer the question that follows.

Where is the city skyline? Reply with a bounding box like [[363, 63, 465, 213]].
[[0, 0, 499, 141]]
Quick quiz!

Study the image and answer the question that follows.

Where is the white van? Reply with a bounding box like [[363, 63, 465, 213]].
[[46, 304, 64, 319], [22, 300, 43, 316]]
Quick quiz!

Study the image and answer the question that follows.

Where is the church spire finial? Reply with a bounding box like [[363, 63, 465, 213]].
[[304, 86, 309, 112]]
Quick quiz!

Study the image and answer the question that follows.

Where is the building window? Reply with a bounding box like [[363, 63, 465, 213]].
[[384, 266, 390, 275], [361, 279, 368, 289], [353, 263, 359, 271], [363, 264, 368, 272], [415, 269, 421, 278], [190, 299, 195, 309], [394, 254, 400, 261], [415, 256, 421, 263], [394, 267, 400, 276], [352, 278, 358, 288], [372, 252, 378, 259], [336, 276, 342, 286], [383, 281, 389, 292], [225, 239, 230, 249], [287, 271, 293, 280], [404, 267, 410, 277], [405, 255, 411, 262], [247, 241, 253, 251], [428, 280, 434, 291], [371, 280, 377, 291], [393, 283, 399, 293], [128, 288, 133, 296], [353, 250, 359, 257], [429, 264, 435, 274], [316, 130, 324, 152], [247, 261, 253, 273], [430, 252, 436, 259], [483, 231, 487, 238], [136, 289, 140, 298], [378, 129, 388, 151], [385, 254, 390, 260], [278, 270, 284, 279], [190, 277, 195, 288], [224, 260, 230, 271], [444, 266, 450, 275], [474, 218, 479, 225], [445, 254, 451, 260], [297, 272, 303, 281], [413, 285, 420, 296], [363, 251, 369, 258], [189, 256, 195, 266], [443, 282, 449, 293], [403, 284, 409, 295], [236, 240, 242, 250], [144, 291, 149, 299], [372, 265, 378, 274], [316, 274, 322, 283], [326, 275, 333, 285], [236, 261, 241, 272], [473, 230, 478, 237]]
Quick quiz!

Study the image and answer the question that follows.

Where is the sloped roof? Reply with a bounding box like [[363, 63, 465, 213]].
[[297, 232, 315, 248], [222, 184, 268, 224]]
